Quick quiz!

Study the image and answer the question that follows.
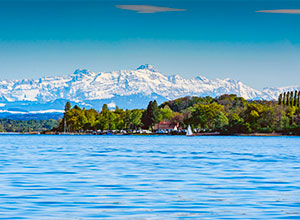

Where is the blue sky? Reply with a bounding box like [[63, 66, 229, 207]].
[[0, 0, 300, 89]]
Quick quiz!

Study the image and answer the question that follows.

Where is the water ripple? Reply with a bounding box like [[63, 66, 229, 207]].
[[0, 135, 299, 219]]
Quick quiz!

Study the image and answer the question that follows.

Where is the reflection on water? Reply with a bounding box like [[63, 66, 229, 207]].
[[0, 135, 299, 219]]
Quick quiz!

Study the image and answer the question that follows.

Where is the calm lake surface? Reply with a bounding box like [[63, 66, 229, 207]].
[[0, 135, 299, 220]]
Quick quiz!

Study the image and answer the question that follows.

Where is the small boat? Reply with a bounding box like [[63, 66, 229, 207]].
[[186, 125, 193, 136]]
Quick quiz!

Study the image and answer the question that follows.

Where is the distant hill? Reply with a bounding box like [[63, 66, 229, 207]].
[[0, 112, 63, 121]]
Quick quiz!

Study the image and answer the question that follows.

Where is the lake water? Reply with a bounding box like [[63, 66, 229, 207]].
[[0, 135, 299, 219]]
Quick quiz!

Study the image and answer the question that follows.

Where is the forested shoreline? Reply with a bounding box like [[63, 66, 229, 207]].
[[1, 92, 300, 135], [0, 119, 58, 133], [53, 92, 300, 135]]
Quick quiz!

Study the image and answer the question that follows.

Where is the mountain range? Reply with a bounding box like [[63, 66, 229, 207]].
[[0, 64, 299, 117]]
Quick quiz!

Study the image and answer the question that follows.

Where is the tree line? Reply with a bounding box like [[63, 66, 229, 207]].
[[278, 90, 300, 107], [0, 119, 58, 132], [54, 93, 300, 135]]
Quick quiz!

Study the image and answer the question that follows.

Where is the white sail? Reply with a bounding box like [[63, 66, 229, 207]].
[[186, 125, 193, 136]]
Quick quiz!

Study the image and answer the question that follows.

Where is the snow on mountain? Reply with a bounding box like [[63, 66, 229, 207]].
[[136, 64, 158, 72], [0, 64, 298, 111], [263, 86, 300, 100]]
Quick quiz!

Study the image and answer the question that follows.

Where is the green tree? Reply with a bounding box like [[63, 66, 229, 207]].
[[278, 115, 290, 132], [258, 106, 276, 132], [243, 103, 265, 131], [191, 102, 225, 130], [278, 94, 283, 105], [83, 109, 97, 130], [65, 107, 87, 131], [222, 113, 251, 134], [160, 105, 173, 121], [141, 100, 162, 129], [298, 91, 300, 107], [294, 90, 298, 107], [290, 91, 294, 106], [125, 109, 143, 130], [113, 107, 126, 130], [95, 104, 116, 130], [214, 111, 229, 130], [64, 102, 71, 112]]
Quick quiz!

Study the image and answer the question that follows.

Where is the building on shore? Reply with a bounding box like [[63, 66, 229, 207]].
[[154, 120, 181, 130]]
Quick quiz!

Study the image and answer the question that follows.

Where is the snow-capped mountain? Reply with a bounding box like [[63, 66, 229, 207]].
[[0, 64, 299, 112], [262, 86, 300, 100]]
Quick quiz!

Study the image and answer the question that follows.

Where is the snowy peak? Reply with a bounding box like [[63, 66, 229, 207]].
[[136, 64, 158, 72], [0, 65, 299, 110], [73, 68, 93, 76], [168, 74, 184, 83], [263, 86, 300, 100], [195, 76, 209, 83]]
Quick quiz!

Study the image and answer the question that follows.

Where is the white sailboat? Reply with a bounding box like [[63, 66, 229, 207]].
[[186, 125, 193, 136]]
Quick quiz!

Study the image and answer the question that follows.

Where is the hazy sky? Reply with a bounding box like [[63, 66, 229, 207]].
[[0, 0, 300, 89]]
